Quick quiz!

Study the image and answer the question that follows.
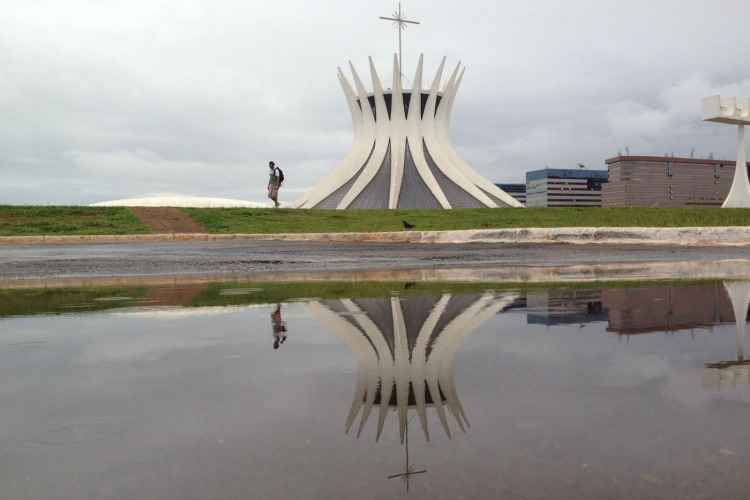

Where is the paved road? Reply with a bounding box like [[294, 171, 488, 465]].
[[1, 240, 749, 281]]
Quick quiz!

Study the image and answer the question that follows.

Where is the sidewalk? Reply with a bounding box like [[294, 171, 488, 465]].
[[2, 226, 750, 246]]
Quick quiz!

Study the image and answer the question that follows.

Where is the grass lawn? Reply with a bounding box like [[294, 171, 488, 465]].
[[0, 206, 150, 236], [184, 207, 750, 234], [3, 206, 750, 236]]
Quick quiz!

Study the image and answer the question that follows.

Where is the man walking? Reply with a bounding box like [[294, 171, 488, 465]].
[[267, 161, 284, 208]]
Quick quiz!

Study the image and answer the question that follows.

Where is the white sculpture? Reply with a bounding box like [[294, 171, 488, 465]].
[[704, 281, 750, 388], [703, 96, 750, 208], [724, 281, 750, 363], [295, 55, 523, 209]]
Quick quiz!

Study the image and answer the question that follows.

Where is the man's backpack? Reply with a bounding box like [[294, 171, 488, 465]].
[[277, 168, 285, 184]]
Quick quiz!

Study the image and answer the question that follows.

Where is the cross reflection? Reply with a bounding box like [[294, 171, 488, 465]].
[[387, 423, 426, 492]]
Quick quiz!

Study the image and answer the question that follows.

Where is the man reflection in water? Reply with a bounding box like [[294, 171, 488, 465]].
[[271, 304, 287, 350]]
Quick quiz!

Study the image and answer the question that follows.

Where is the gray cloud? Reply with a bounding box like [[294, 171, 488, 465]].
[[1, 0, 749, 204]]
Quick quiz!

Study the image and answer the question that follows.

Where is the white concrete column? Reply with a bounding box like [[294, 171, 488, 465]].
[[723, 124, 750, 208], [388, 55, 407, 209]]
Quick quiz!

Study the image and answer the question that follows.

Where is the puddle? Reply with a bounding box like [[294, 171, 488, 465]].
[[2, 278, 750, 499]]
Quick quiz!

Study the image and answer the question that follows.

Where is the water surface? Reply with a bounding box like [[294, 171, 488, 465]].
[[2, 280, 750, 499]]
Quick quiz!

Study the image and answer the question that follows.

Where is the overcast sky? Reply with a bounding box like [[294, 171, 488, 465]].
[[2, 0, 750, 205]]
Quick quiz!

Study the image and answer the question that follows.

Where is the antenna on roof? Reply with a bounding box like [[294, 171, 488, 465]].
[[690, 148, 695, 158], [709, 152, 715, 159]]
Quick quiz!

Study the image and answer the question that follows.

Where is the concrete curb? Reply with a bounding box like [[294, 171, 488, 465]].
[[2, 226, 750, 246]]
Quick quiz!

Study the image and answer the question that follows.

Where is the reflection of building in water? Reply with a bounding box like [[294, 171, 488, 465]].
[[523, 283, 741, 335], [603, 283, 736, 335], [526, 289, 607, 326], [704, 281, 750, 389], [519, 282, 750, 388], [307, 293, 518, 442]]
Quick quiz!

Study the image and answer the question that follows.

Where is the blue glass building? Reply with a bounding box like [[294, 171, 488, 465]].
[[525, 168, 608, 207]]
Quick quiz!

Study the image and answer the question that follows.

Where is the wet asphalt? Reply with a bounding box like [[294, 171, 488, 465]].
[[1, 240, 749, 280]]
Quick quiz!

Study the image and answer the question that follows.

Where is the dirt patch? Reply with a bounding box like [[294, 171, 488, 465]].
[[129, 207, 205, 233], [142, 283, 208, 306]]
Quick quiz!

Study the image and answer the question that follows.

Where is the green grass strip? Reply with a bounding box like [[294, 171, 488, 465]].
[[0, 206, 150, 236], [185, 207, 750, 234], [3, 206, 750, 236], [0, 286, 147, 317]]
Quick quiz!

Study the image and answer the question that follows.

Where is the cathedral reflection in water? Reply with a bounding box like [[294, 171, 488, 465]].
[[307, 292, 520, 441]]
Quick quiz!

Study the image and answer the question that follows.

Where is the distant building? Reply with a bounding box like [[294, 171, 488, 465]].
[[495, 183, 526, 205], [526, 289, 608, 326], [525, 168, 608, 208], [602, 282, 735, 335], [602, 155, 749, 207]]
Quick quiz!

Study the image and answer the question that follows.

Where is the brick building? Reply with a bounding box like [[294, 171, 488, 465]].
[[602, 155, 750, 207]]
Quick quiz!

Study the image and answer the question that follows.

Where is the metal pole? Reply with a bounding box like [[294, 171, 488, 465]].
[[398, 2, 403, 84]]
